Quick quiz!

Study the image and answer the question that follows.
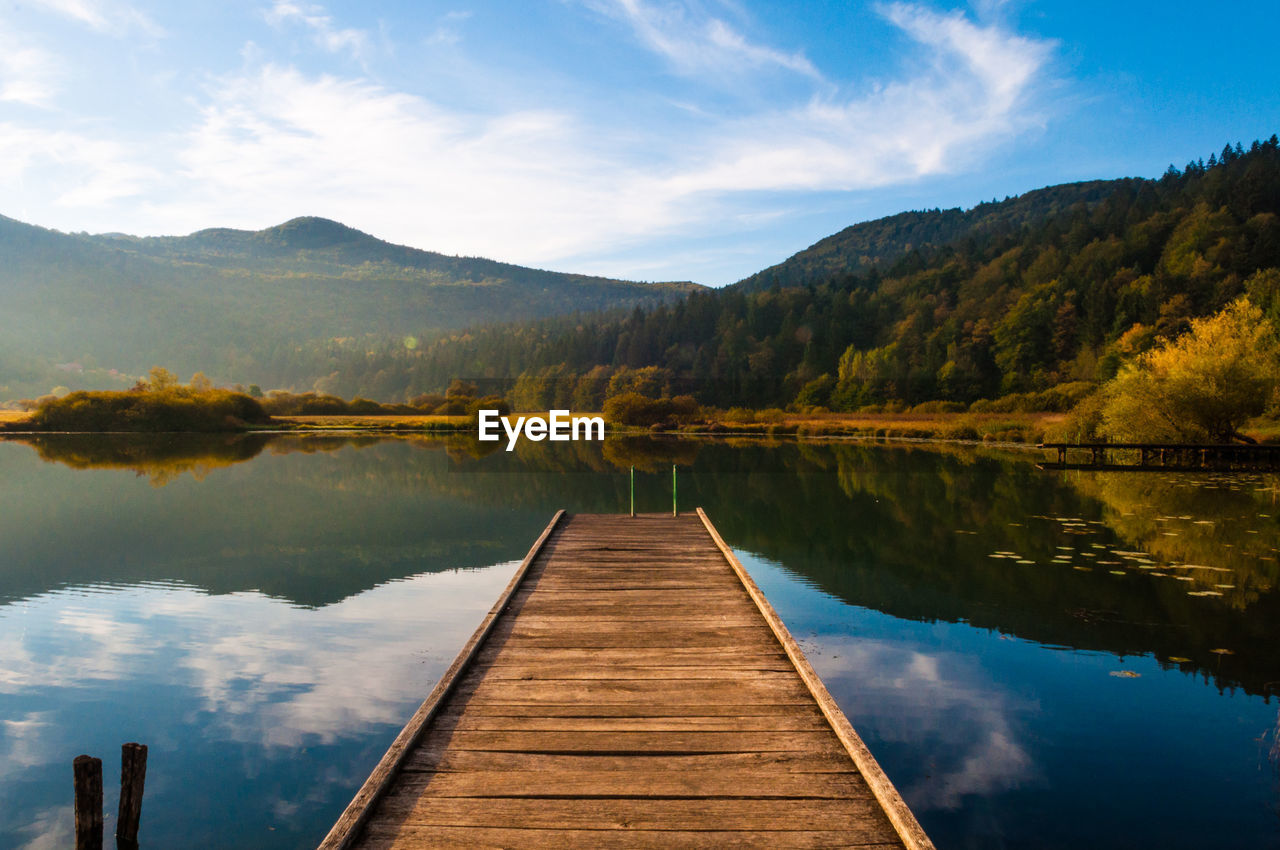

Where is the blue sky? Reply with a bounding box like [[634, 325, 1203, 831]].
[[1, 1, 1277, 286]]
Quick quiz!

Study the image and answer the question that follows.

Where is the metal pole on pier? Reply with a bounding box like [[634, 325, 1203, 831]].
[[629, 466, 635, 517], [672, 464, 677, 516]]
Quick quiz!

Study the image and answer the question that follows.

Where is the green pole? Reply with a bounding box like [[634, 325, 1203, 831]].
[[629, 466, 635, 517], [672, 464, 677, 516]]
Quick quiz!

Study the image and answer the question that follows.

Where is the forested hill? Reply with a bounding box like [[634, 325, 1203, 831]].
[[347, 136, 1280, 409], [734, 180, 1128, 292], [0, 215, 698, 398]]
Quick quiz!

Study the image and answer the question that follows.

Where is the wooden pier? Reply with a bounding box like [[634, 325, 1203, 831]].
[[319, 510, 932, 849], [1039, 442, 1280, 471]]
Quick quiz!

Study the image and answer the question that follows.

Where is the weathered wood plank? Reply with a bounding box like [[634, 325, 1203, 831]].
[[473, 646, 789, 667], [427, 713, 829, 734], [433, 702, 820, 718], [404, 748, 849, 773], [385, 769, 870, 799], [411, 730, 847, 754], [474, 664, 797, 681], [358, 825, 902, 850], [372, 796, 893, 834], [452, 678, 813, 705]]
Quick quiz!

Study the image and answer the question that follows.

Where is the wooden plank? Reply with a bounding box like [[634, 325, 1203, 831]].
[[372, 797, 892, 833], [404, 748, 848, 772], [435, 702, 821, 719], [430, 712, 830, 732], [473, 646, 789, 667], [452, 679, 813, 705], [359, 826, 902, 850], [316, 511, 565, 850], [384, 769, 870, 799], [474, 664, 797, 681], [411, 730, 846, 754]]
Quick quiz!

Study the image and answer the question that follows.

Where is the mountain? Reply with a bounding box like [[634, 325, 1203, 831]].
[[733, 180, 1128, 291], [360, 136, 1280, 410], [0, 215, 699, 399]]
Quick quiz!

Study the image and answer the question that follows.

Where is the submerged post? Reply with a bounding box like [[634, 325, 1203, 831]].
[[629, 466, 635, 517], [672, 464, 677, 516], [73, 755, 103, 850], [117, 742, 147, 845]]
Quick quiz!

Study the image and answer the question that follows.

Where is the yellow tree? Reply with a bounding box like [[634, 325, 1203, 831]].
[[1099, 298, 1279, 443]]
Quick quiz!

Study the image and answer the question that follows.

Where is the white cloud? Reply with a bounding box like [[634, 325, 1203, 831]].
[[0, 123, 158, 206], [265, 1, 369, 60], [427, 10, 472, 47], [581, 0, 821, 80], [657, 3, 1053, 198], [0, 37, 60, 106], [26, 0, 164, 37]]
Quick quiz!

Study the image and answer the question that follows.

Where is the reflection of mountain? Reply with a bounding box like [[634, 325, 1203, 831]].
[[0, 437, 553, 608], [2, 435, 1277, 696]]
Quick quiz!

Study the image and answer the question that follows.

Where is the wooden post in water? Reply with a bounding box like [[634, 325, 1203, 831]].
[[73, 755, 103, 850], [116, 742, 147, 845]]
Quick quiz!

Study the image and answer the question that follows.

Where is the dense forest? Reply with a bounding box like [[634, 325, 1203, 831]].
[[293, 137, 1280, 409]]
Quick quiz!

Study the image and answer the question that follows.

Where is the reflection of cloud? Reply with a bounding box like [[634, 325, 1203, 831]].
[[0, 713, 55, 778], [0, 562, 522, 845], [2, 563, 519, 747], [12, 805, 71, 850], [806, 633, 1039, 810]]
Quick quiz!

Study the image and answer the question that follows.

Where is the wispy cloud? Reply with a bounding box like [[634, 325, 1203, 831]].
[[581, 0, 821, 80], [265, 1, 369, 60], [0, 36, 60, 107], [427, 10, 472, 47], [657, 2, 1054, 195], [26, 0, 164, 37], [0, 123, 158, 206]]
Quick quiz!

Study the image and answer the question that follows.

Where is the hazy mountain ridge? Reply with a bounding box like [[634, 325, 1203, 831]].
[[0, 214, 699, 398]]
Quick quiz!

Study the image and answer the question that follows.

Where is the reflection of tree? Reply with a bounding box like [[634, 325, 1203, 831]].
[[7, 433, 382, 485], [11, 433, 275, 485], [601, 436, 700, 471], [1066, 471, 1280, 609]]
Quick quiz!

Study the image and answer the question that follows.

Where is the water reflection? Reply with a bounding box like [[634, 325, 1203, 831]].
[[1, 435, 1278, 848], [0, 568, 518, 849], [6, 434, 1280, 696]]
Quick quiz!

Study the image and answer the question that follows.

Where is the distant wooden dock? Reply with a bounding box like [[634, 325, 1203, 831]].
[[1039, 442, 1280, 471], [319, 510, 932, 849]]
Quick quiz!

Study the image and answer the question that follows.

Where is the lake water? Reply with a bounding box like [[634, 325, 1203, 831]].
[[1, 434, 1277, 848]]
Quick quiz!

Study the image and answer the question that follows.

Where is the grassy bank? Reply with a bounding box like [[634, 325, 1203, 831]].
[[4, 388, 272, 433]]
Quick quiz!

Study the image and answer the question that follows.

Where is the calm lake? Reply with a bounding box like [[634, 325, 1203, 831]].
[[1, 433, 1277, 849]]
